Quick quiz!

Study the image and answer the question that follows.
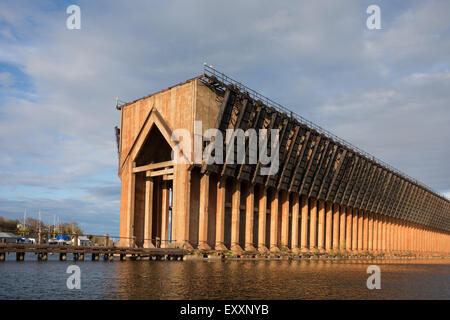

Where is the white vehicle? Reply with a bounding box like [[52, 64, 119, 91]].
[[56, 239, 71, 245], [48, 238, 58, 245]]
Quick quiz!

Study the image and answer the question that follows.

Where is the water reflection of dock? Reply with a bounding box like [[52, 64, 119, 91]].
[[0, 243, 186, 261]]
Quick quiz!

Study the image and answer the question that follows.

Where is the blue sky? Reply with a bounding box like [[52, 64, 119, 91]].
[[0, 0, 449, 235]]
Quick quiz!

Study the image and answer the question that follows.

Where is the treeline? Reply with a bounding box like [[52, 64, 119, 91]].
[[0, 216, 83, 236], [0, 217, 20, 233]]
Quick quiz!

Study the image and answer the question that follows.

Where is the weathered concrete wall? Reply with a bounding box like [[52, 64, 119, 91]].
[[118, 79, 221, 246]]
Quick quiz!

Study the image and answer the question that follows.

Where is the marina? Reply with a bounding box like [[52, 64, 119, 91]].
[[0, 243, 186, 262]]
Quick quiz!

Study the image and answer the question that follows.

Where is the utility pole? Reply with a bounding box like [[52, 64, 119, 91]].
[[38, 210, 42, 245], [23, 209, 27, 237]]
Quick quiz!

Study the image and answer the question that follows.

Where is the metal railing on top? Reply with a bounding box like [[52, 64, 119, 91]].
[[202, 63, 445, 199]]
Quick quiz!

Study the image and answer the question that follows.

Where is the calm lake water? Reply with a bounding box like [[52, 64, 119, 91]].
[[0, 255, 449, 299]]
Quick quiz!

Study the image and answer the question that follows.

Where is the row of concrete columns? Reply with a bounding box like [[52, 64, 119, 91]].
[[143, 176, 171, 248], [197, 174, 450, 254]]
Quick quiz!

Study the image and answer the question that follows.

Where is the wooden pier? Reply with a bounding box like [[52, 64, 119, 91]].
[[0, 243, 187, 262]]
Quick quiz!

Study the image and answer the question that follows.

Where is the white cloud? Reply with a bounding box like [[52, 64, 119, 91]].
[[0, 72, 13, 87], [0, 0, 449, 233], [315, 71, 450, 191]]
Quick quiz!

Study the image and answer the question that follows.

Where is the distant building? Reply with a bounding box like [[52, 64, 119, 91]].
[[72, 236, 90, 246], [0, 232, 17, 244]]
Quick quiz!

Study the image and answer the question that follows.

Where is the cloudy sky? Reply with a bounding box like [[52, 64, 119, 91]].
[[0, 0, 449, 235]]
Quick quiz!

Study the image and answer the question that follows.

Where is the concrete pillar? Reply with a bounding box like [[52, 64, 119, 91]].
[[422, 228, 425, 253], [400, 222, 405, 253], [384, 216, 389, 253], [352, 208, 358, 252], [373, 213, 378, 252], [258, 186, 268, 253], [388, 217, 394, 254], [127, 162, 136, 247], [318, 200, 325, 252], [368, 212, 374, 252], [215, 178, 227, 251], [401, 220, 405, 253], [378, 215, 383, 252], [339, 206, 346, 251], [414, 225, 417, 253], [198, 174, 211, 251], [291, 193, 300, 253], [309, 198, 318, 252], [160, 182, 170, 249], [300, 195, 309, 252], [245, 184, 256, 252], [429, 230, 432, 253], [270, 189, 280, 252], [424, 229, 427, 253], [382, 216, 387, 253], [395, 219, 400, 253], [345, 206, 352, 252], [357, 209, 363, 252], [363, 211, 369, 251], [417, 227, 421, 253], [434, 231, 436, 254], [172, 164, 192, 249], [436, 231, 438, 254], [402, 221, 407, 253], [432, 230, 435, 254], [407, 222, 411, 253], [393, 219, 398, 253], [231, 180, 243, 253], [433, 231, 435, 254], [391, 217, 396, 253], [422, 228, 426, 253], [325, 201, 333, 252], [377, 214, 382, 253], [391, 217, 395, 253], [143, 174, 154, 248], [332, 203, 340, 250], [280, 191, 290, 250]]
